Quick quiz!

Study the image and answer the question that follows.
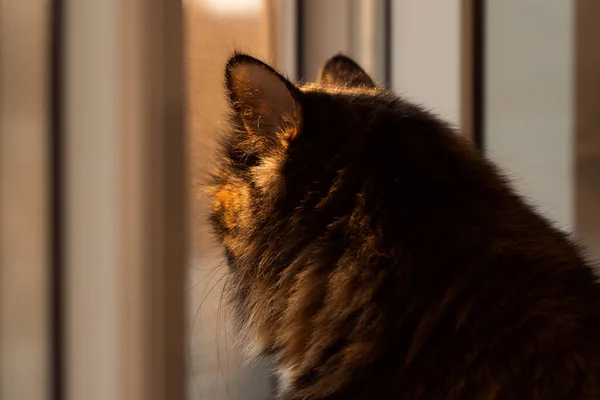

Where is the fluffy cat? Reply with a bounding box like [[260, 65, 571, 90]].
[[208, 52, 600, 399]]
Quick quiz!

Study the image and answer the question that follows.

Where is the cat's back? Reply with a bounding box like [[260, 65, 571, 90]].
[[322, 240, 600, 399]]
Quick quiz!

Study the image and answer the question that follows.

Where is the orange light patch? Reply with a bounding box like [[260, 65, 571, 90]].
[[213, 183, 251, 229], [288, 126, 299, 141]]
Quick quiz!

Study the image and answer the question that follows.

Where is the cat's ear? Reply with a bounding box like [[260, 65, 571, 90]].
[[225, 53, 301, 140], [319, 54, 375, 88]]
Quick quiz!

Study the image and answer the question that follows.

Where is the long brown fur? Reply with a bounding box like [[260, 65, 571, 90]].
[[207, 53, 600, 399]]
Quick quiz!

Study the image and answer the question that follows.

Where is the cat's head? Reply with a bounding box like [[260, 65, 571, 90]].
[[209, 53, 388, 267], [208, 52, 474, 364]]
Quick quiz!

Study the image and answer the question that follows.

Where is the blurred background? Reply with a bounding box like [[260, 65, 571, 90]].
[[1, 1, 599, 399]]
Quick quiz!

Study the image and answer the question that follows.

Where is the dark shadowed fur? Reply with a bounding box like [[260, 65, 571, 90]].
[[208, 52, 600, 399]]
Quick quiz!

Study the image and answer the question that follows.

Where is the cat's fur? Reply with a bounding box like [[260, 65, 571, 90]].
[[208, 53, 600, 399]]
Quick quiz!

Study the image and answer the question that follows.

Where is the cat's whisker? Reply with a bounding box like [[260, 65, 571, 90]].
[[216, 277, 233, 399]]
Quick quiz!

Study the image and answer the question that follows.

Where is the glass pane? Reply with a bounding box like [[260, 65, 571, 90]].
[[484, 0, 600, 258], [186, 1, 279, 398], [485, 0, 574, 228]]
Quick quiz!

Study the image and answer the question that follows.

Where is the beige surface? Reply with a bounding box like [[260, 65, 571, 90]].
[[62, 0, 187, 399], [0, 1, 50, 399]]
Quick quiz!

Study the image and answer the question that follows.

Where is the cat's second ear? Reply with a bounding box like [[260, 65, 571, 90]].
[[319, 54, 375, 88], [225, 54, 301, 139]]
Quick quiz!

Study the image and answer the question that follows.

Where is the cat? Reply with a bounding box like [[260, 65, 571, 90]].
[[208, 52, 600, 399]]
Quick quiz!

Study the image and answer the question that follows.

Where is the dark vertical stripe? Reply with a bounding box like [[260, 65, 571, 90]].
[[49, 0, 64, 398], [296, 0, 304, 81], [472, 0, 486, 151], [383, 0, 392, 89]]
